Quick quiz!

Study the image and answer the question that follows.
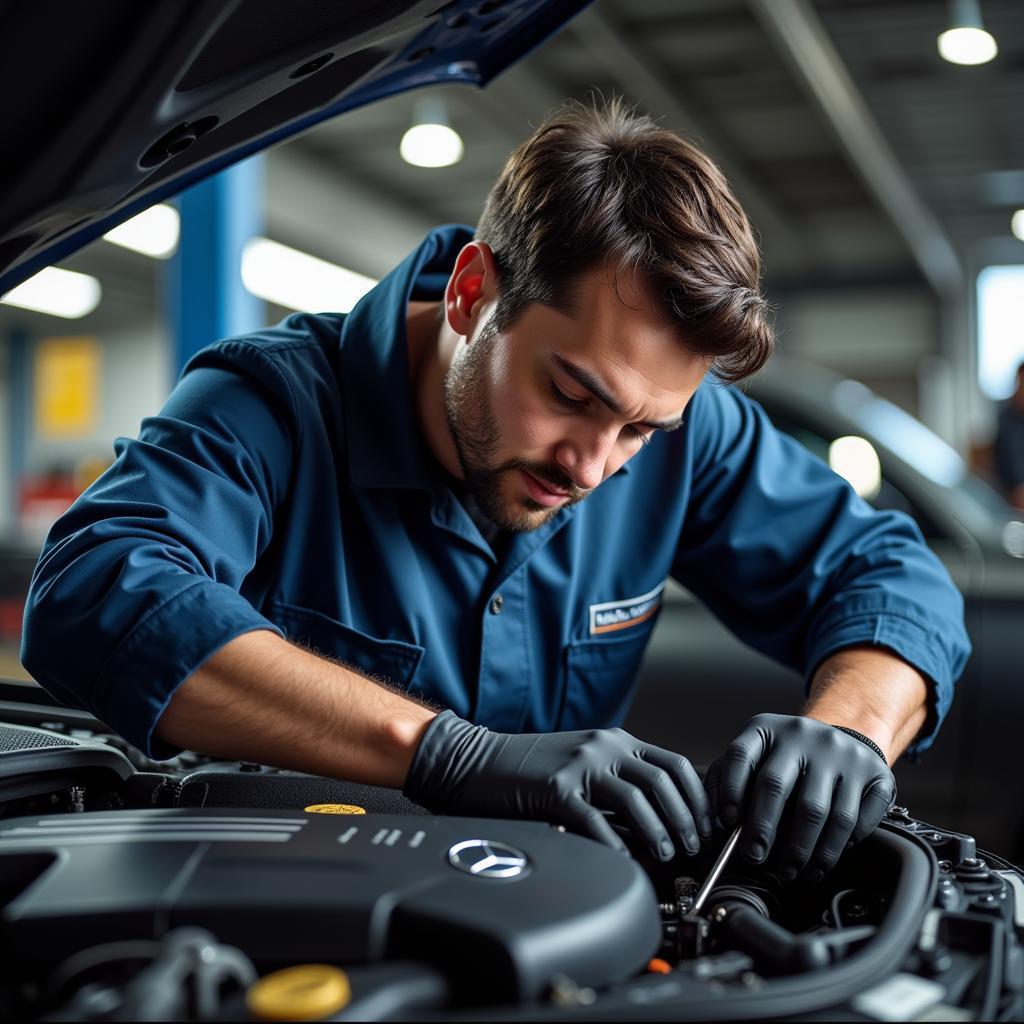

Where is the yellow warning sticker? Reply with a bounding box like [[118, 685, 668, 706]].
[[303, 803, 366, 815]]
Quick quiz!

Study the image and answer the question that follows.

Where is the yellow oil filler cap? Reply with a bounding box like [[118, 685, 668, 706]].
[[246, 964, 351, 1021], [303, 804, 366, 814]]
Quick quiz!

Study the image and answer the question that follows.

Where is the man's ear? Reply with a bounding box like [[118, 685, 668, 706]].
[[444, 242, 499, 339]]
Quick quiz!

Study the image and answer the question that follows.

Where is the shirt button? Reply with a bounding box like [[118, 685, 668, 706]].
[[490, 594, 504, 615]]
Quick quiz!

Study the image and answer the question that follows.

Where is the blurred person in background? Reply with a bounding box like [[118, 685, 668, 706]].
[[994, 360, 1024, 510]]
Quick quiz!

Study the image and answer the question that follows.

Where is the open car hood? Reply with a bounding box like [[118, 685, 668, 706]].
[[0, 0, 590, 295]]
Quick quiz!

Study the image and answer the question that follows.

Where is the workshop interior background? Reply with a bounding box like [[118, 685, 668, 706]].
[[1, 0, 1022, 735]]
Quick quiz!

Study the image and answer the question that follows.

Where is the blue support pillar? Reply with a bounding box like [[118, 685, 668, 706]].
[[166, 155, 266, 376]]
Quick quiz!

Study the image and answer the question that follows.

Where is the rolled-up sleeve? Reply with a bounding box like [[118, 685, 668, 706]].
[[671, 383, 971, 754], [21, 342, 297, 758]]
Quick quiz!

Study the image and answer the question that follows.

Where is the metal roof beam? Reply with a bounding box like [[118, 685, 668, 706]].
[[748, 0, 964, 296]]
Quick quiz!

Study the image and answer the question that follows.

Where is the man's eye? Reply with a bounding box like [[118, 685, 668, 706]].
[[549, 381, 652, 447], [625, 424, 652, 448], [549, 380, 587, 410]]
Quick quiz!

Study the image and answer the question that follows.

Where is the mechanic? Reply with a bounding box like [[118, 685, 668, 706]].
[[22, 100, 970, 881]]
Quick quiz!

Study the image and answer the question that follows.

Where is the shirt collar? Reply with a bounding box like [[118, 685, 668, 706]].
[[339, 224, 473, 491]]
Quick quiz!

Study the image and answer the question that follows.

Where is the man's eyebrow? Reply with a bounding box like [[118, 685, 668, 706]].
[[549, 353, 685, 432]]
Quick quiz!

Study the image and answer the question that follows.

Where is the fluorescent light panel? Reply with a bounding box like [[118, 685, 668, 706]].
[[103, 203, 180, 258], [241, 238, 377, 313], [1, 267, 102, 319]]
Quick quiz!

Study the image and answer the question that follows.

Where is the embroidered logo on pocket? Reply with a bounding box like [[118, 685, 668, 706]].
[[588, 582, 665, 635]]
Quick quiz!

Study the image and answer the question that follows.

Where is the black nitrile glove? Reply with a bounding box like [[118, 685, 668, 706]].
[[404, 710, 711, 861], [704, 714, 896, 881]]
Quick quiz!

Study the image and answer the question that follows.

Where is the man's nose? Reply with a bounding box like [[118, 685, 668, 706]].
[[554, 430, 617, 492]]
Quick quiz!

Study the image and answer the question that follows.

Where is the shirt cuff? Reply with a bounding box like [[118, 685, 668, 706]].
[[803, 598, 961, 757], [92, 581, 284, 759]]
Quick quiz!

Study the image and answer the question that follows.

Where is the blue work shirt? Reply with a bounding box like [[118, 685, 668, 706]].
[[22, 226, 970, 759]]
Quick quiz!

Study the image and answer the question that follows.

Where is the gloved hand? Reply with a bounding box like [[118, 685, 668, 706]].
[[404, 710, 711, 861], [704, 714, 896, 881]]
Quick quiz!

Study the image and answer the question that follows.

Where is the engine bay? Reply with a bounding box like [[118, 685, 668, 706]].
[[0, 714, 1021, 1021]]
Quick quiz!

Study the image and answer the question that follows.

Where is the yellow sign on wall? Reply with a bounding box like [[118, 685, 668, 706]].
[[34, 336, 101, 438]]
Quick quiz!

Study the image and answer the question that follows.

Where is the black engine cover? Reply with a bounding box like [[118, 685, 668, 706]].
[[0, 808, 661, 1001]]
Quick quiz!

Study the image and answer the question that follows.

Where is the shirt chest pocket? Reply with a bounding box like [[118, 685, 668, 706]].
[[270, 600, 425, 689], [557, 624, 656, 731]]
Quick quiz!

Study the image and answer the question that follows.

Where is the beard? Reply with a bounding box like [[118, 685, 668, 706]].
[[443, 321, 587, 533]]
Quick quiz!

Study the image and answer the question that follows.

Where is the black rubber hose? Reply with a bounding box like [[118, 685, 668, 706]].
[[713, 904, 831, 975]]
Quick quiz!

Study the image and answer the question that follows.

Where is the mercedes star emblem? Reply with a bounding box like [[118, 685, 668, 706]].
[[447, 839, 530, 879]]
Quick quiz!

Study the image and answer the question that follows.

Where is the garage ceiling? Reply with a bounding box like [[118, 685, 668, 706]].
[[277, 0, 1024, 293], [8, 0, 1024, 333]]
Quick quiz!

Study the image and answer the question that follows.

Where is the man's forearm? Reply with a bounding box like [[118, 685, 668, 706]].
[[155, 630, 437, 788], [803, 645, 929, 764]]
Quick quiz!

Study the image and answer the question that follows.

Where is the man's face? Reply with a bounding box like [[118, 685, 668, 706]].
[[443, 268, 709, 532]]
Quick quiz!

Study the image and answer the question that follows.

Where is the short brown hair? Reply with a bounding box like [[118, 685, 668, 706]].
[[475, 98, 773, 383]]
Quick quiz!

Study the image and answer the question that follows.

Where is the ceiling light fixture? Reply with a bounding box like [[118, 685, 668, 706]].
[[102, 203, 180, 258], [1012, 209, 1024, 242], [241, 237, 377, 313], [1, 267, 102, 319], [400, 97, 464, 168], [937, 0, 998, 65]]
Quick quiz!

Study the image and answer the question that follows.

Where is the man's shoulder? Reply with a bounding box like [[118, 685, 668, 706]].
[[191, 311, 344, 367], [683, 378, 759, 435], [183, 312, 346, 409]]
